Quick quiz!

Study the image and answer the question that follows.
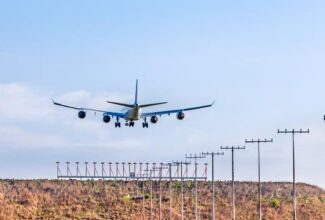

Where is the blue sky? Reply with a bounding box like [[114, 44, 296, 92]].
[[0, 1, 325, 188]]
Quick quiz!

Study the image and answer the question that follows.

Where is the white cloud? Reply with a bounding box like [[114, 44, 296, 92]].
[[0, 83, 145, 149], [0, 125, 69, 148], [0, 83, 54, 120]]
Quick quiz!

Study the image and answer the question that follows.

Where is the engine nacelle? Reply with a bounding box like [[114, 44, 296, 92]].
[[177, 112, 185, 120], [150, 115, 158, 124], [103, 115, 111, 123], [78, 110, 86, 119]]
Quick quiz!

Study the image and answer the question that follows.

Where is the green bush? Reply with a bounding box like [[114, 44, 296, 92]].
[[270, 198, 280, 208], [173, 181, 181, 190], [144, 193, 151, 199], [122, 194, 131, 203]]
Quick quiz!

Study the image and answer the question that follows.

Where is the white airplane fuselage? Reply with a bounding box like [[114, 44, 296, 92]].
[[125, 106, 142, 121]]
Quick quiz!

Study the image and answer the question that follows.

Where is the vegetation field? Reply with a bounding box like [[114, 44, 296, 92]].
[[0, 179, 323, 219]]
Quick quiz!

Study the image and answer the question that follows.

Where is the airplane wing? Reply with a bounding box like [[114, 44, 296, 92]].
[[52, 99, 125, 118], [141, 101, 215, 117]]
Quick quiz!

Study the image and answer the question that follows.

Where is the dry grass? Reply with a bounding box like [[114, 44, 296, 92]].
[[0, 179, 323, 219]]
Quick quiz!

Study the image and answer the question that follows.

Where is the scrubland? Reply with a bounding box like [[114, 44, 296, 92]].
[[0, 179, 323, 219]]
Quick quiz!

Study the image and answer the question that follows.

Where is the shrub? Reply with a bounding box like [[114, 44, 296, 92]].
[[270, 198, 280, 208], [121, 194, 131, 203], [144, 193, 151, 199]]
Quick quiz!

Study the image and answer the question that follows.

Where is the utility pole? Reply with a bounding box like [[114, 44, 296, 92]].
[[245, 138, 273, 220], [166, 162, 180, 220], [144, 168, 155, 220], [173, 161, 191, 220], [201, 151, 224, 220], [158, 163, 168, 220], [136, 172, 146, 220], [278, 129, 309, 220], [220, 146, 245, 220], [56, 162, 61, 179], [168, 163, 173, 220], [185, 153, 205, 220]]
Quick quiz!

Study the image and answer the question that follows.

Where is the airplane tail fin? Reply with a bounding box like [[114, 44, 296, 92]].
[[139, 102, 168, 108], [107, 80, 139, 108], [134, 79, 138, 105]]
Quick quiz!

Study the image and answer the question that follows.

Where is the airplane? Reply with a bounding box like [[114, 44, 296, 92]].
[[52, 80, 214, 128]]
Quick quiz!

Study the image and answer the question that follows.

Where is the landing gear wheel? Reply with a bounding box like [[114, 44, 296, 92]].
[[115, 117, 121, 128], [142, 118, 148, 128], [129, 121, 135, 127]]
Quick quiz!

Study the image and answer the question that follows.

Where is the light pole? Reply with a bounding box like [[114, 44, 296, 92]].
[[201, 152, 224, 220], [144, 168, 154, 220], [220, 146, 245, 220], [173, 161, 191, 220], [158, 163, 168, 220], [245, 138, 273, 220], [278, 129, 309, 220], [168, 163, 173, 220], [185, 153, 205, 220]]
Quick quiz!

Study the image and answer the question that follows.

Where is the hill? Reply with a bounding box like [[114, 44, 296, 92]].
[[0, 179, 323, 219]]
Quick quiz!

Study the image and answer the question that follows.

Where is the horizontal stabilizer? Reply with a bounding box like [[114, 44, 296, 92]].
[[107, 101, 134, 108], [139, 102, 168, 108]]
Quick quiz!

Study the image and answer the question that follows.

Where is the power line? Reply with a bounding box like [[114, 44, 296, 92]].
[[245, 138, 273, 220], [277, 129, 309, 220]]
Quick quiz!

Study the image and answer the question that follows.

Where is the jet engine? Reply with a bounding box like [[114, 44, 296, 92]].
[[103, 115, 111, 123], [150, 115, 158, 124], [177, 112, 185, 120], [78, 110, 86, 119]]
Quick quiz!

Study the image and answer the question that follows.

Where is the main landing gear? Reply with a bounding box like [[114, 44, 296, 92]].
[[142, 118, 149, 128], [115, 117, 121, 128], [125, 121, 135, 127]]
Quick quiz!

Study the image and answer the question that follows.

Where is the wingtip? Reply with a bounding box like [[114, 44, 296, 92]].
[[51, 98, 59, 105], [211, 101, 215, 106]]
